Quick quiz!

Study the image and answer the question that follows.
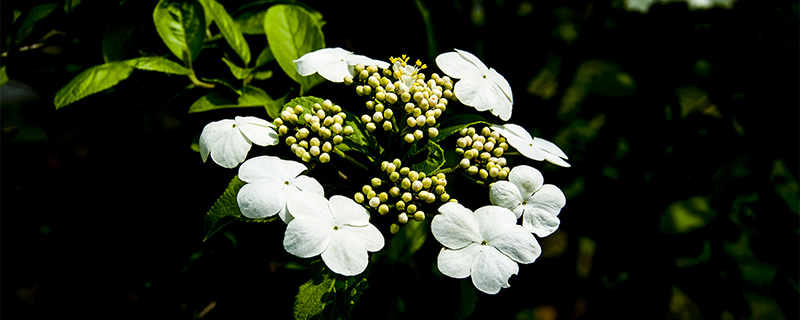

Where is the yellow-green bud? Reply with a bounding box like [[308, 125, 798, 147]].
[[400, 167, 410, 175], [389, 187, 401, 197], [406, 204, 417, 214], [435, 185, 446, 195], [359, 69, 369, 80], [413, 130, 424, 140], [319, 152, 330, 163], [378, 204, 390, 215], [354, 192, 365, 203], [411, 180, 423, 192], [382, 121, 393, 131], [343, 126, 354, 136], [395, 200, 405, 211], [440, 193, 451, 202], [389, 171, 400, 182], [344, 75, 354, 85], [371, 178, 382, 188], [309, 145, 320, 156], [301, 152, 312, 162], [479, 169, 489, 179], [467, 166, 479, 175], [401, 177, 412, 190], [332, 135, 343, 145], [428, 127, 439, 138], [422, 177, 432, 189], [401, 192, 413, 202], [322, 141, 333, 152], [362, 185, 372, 194], [404, 133, 415, 143], [390, 223, 400, 234], [459, 158, 471, 169], [398, 212, 409, 224], [379, 192, 389, 203], [285, 136, 297, 146], [401, 92, 411, 103], [369, 197, 380, 208], [414, 211, 425, 221], [386, 93, 398, 104]]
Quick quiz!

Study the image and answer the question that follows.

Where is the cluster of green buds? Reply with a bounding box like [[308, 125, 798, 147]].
[[273, 99, 354, 163], [343, 55, 455, 143], [455, 126, 512, 181], [353, 158, 454, 234]]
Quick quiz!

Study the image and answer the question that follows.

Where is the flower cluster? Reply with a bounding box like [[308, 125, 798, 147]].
[[354, 158, 453, 234], [274, 99, 355, 163], [198, 46, 572, 297]]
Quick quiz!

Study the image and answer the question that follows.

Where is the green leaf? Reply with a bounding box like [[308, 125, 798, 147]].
[[264, 4, 325, 93], [255, 45, 275, 67], [188, 91, 237, 113], [432, 113, 489, 143], [385, 218, 428, 263], [203, 175, 278, 242], [409, 141, 446, 174], [153, 0, 206, 65], [0, 66, 9, 87], [199, 0, 251, 65], [455, 279, 478, 320], [235, 8, 268, 35], [101, 2, 148, 62], [221, 57, 251, 79], [294, 260, 369, 320], [53, 62, 135, 109], [14, 4, 57, 45], [239, 85, 287, 119], [659, 196, 716, 234], [124, 56, 192, 75]]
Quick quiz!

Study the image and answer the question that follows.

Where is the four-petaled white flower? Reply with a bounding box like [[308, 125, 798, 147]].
[[294, 47, 390, 83], [284, 193, 384, 276], [200, 116, 279, 169], [435, 49, 513, 121], [489, 165, 566, 237], [491, 123, 570, 167], [432, 202, 541, 294], [236, 156, 324, 223]]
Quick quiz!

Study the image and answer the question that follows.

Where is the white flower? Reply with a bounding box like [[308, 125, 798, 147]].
[[491, 123, 570, 167], [200, 116, 279, 169], [284, 193, 384, 276], [489, 165, 566, 237], [432, 202, 541, 294], [435, 49, 513, 121], [294, 47, 390, 83], [236, 155, 324, 223]]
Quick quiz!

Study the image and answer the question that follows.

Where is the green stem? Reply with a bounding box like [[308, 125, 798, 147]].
[[332, 147, 369, 171], [188, 72, 215, 89], [432, 165, 460, 176]]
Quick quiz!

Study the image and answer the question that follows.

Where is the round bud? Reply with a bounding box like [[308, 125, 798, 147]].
[[319, 152, 330, 163], [404, 133, 415, 143], [309, 145, 320, 156], [414, 211, 425, 221], [382, 121, 393, 131], [390, 223, 401, 234], [285, 136, 297, 146], [467, 166, 479, 175], [378, 192, 389, 203], [389, 171, 400, 182], [344, 75, 354, 85], [375, 91, 386, 101], [369, 197, 380, 208], [422, 177, 432, 189], [332, 135, 344, 145], [371, 178, 382, 188], [428, 127, 439, 138], [343, 126, 354, 136], [440, 193, 451, 202], [354, 192, 365, 203], [395, 200, 405, 211], [401, 192, 413, 203], [408, 171, 419, 182], [378, 204, 390, 215], [413, 129, 424, 140], [398, 213, 409, 224], [372, 111, 384, 123], [359, 69, 369, 80], [389, 187, 401, 197], [434, 185, 446, 195], [401, 178, 412, 190], [406, 204, 417, 214], [301, 152, 312, 162], [322, 141, 333, 152], [386, 93, 398, 104], [411, 180, 423, 192], [459, 158, 470, 169], [479, 169, 489, 179]]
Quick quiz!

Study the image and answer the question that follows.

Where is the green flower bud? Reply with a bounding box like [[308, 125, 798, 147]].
[[393, 158, 402, 168], [301, 152, 312, 162], [294, 105, 304, 114], [398, 212, 409, 224], [366, 65, 378, 75], [406, 204, 417, 214], [401, 177, 412, 190], [375, 91, 386, 101], [389, 187, 401, 197], [298, 140, 309, 149], [406, 117, 417, 127], [459, 158, 470, 169], [362, 185, 373, 195], [434, 185, 446, 195], [383, 109, 394, 119], [382, 121, 393, 131], [414, 211, 425, 221], [389, 171, 400, 182], [413, 130, 424, 140], [343, 126, 354, 136], [296, 128, 309, 139], [404, 103, 415, 114], [422, 177, 432, 189], [400, 167, 410, 176], [285, 136, 297, 146], [385, 163, 396, 174], [428, 127, 439, 138], [309, 145, 320, 156], [489, 167, 500, 178], [390, 223, 400, 234], [375, 103, 385, 113], [401, 92, 412, 103], [379, 192, 389, 203], [492, 147, 504, 157], [386, 92, 398, 104], [418, 190, 429, 200], [368, 76, 380, 88], [359, 69, 369, 80], [372, 111, 384, 123], [479, 169, 489, 179], [395, 200, 405, 211], [467, 166, 479, 175], [411, 180, 423, 192], [378, 204, 390, 215], [288, 113, 299, 124], [354, 192, 365, 203], [344, 75, 354, 85], [440, 193, 450, 202], [362, 86, 372, 95], [426, 116, 436, 126], [497, 170, 508, 180], [371, 177, 382, 188], [332, 135, 343, 145], [322, 141, 333, 152], [310, 122, 321, 133], [408, 171, 419, 182], [457, 137, 468, 148], [424, 193, 436, 203], [455, 148, 464, 155], [401, 192, 413, 203], [404, 133, 415, 143], [319, 152, 330, 163]]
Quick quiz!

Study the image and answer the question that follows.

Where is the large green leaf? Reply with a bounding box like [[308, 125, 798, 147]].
[[294, 260, 369, 320], [409, 141, 446, 174], [203, 175, 278, 242], [153, 0, 206, 65], [53, 62, 135, 109], [124, 56, 192, 75], [199, 0, 251, 65], [14, 4, 57, 45], [101, 2, 148, 62], [263, 4, 325, 93]]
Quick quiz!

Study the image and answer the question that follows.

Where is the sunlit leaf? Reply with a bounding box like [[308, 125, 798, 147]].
[[53, 62, 135, 109], [124, 56, 192, 75], [199, 0, 251, 65], [409, 141, 445, 174], [431, 113, 489, 143], [659, 196, 716, 234], [153, 0, 206, 64], [239, 85, 286, 119], [221, 57, 251, 79], [264, 4, 325, 93]]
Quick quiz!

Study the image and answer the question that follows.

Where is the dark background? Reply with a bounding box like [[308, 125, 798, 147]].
[[2, 0, 798, 319]]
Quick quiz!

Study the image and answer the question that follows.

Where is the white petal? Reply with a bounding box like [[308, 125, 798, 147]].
[[237, 182, 285, 219], [284, 215, 332, 258], [489, 98, 513, 121], [473, 206, 518, 242], [238, 156, 307, 183], [209, 128, 252, 169], [470, 246, 519, 295], [454, 76, 504, 112], [345, 54, 390, 69], [329, 195, 370, 227], [286, 192, 333, 222], [509, 165, 544, 199], [314, 60, 351, 83], [342, 224, 384, 252], [431, 202, 482, 249], [321, 230, 369, 276], [487, 67, 513, 104], [437, 244, 481, 279], [522, 206, 561, 237], [435, 52, 482, 79], [487, 224, 541, 264], [529, 184, 566, 216], [492, 124, 544, 161], [199, 119, 235, 163], [532, 137, 571, 167], [294, 47, 350, 76], [489, 181, 525, 219], [454, 49, 489, 74], [291, 175, 325, 196], [235, 116, 278, 147]]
